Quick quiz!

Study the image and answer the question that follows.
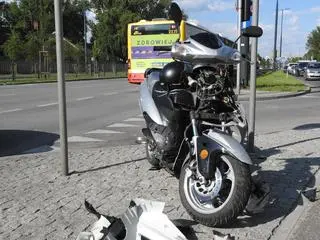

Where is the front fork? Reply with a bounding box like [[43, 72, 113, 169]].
[[190, 111, 218, 180]]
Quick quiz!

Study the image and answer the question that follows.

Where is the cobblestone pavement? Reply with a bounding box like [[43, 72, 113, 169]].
[[0, 128, 319, 240]]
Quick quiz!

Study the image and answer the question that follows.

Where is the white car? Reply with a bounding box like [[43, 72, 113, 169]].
[[287, 63, 297, 75], [304, 62, 320, 80]]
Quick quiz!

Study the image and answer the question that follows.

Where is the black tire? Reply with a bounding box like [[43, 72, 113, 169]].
[[179, 155, 251, 227], [145, 141, 160, 167]]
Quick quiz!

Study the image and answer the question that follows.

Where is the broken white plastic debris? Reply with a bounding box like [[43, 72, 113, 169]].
[[76, 199, 187, 240], [121, 198, 187, 240]]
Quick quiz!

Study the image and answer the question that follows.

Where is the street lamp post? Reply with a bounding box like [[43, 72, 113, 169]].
[[273, 0, 279, 70], [84, 10, 87, 73], [279, 8, 290, 58]]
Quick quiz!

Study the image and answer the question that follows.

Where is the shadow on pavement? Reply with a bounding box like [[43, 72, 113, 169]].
[[0, 130, 59, 157], [69, 157, 146, 175], [223, 144, 318, 229], [252, 136, 320, 162], [293, 123, 320, 131]]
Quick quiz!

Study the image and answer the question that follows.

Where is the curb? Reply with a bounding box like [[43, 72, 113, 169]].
[[269, 166, 320, 240], [238, 87, 311, 101], [0, 77, 127, 86]]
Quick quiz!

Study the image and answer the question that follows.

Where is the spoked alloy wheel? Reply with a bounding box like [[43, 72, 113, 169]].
[[179, 155, 251, 227]]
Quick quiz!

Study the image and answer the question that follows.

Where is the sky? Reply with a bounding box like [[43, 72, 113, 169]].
[[175, 0, 320, 58], [3, 0, 319, 58]]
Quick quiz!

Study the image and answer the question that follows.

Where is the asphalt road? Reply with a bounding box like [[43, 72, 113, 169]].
[[1, 78, 320, 156]]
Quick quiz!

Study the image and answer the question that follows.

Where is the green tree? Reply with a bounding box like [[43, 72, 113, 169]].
[[306, 26, 320, 61], [92, 0, 172, 62], [287, 56, 302, 63], [3, 30, 23, 80], [24, 32, 42, 72]]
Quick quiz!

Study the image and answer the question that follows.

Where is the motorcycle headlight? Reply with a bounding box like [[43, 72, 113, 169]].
[[231, 51, 241, 62]]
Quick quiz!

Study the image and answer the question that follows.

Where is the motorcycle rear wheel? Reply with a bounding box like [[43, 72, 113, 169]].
[[179, 155, 251, 227]]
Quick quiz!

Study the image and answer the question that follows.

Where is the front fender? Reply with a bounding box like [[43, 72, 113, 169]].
[[205, 129, 252, 165]]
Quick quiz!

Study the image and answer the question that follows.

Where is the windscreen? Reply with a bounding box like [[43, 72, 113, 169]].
[[308, 63, 320, 69], [186, 23, 222, 49], [298, 62, 308, 68], [131, 24, 178, 35], [190, 32, 221, 49]]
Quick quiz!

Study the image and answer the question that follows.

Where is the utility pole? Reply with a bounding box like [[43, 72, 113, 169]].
[[84, 10, 88, 73], [54, 0, 69, 176], [236, 0, 242, 95], [248, 0, 260, 152], [279, 8, 290, 58], [273, 0, 279, 70]]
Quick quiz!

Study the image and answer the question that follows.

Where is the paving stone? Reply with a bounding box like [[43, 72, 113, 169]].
[[0, 130, 320, 240]]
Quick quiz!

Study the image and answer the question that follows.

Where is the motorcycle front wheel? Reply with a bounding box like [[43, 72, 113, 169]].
[[145, 140, 160, 167], [179, 154, 251, 227]]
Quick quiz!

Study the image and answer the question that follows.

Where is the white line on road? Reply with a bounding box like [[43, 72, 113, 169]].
[[37, 102, 58, 107], [124, 117, 145, 122], [67, 136, 104, 142], [299, 95, 320, 98], [76, 96, 94, 101], [0, 108, 22, 114], [86, 129, 125, 134], [108, 123, 139, 128], [103, 92, 118, 96], [0, 93, 16, 97]]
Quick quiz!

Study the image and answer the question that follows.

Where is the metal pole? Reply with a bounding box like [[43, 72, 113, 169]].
[[240, 35, 250, 86], [236, 0, 242, 96], [273, 0, 279, 70], [54, 0, 69, 176], [279, 9, 283, 58], [84, 10, 87, 73], [248, 0, 260, 153]]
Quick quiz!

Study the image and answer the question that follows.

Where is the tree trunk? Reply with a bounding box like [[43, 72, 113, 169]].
[[11, 61, 16, 81]]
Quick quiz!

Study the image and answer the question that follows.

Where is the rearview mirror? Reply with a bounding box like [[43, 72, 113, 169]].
[[242, 26, 263, 38], [168, 3, 183, 26]]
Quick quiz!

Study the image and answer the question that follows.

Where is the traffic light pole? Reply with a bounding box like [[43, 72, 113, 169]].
[[248, 0, 260, 153], [273, 0, 279, 70], [240, 37, 250, 86], [54, 0, 69, 176], [240, 0, 252, 87], [236, 0, 242, 95]]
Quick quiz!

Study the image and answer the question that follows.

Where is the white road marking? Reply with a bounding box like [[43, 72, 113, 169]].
[[0, 93, 16, 97], [0, 108, 22, 114], [124, 117, 144, 122], [103, 92, 118, 96], [37, 102, 58, 107], [22, 145, 60, 154], [76, 96, 94, 101], [86, 129, 125, 134], [107, 123, 139, 128], [67, 136, 104, 142], [299, 95, 320, 98]]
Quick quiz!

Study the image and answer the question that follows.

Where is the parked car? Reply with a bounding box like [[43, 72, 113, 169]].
[[295, 61, 309, 77], [304, 62, 320, 81], [292, 65, 298, 76], [283, 65, 288, 73], [287, 63, 297, 75]]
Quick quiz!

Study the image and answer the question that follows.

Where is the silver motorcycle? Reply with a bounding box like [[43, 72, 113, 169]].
[[139, 3, 263, 227]]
